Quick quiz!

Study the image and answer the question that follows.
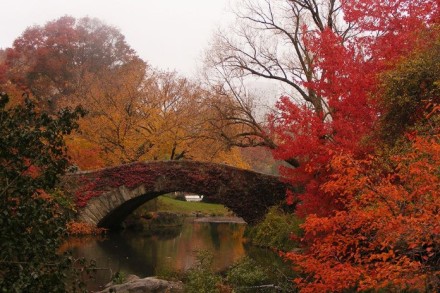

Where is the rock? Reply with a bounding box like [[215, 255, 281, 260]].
[[98, 275, 184, 293]]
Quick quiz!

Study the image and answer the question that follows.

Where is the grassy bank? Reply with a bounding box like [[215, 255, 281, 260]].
[[156, 196, 230, 216]]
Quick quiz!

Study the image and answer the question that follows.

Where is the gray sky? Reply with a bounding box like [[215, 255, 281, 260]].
[[0, 0, 234, 77]]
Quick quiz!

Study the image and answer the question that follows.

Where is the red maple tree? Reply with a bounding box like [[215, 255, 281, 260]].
[[270, 0, 439, 217], [285, 132, 439, 292], [270, 0, 440, 291]]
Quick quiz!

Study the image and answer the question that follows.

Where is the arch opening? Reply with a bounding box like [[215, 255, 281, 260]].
[[97, 190, 219, 230], [98, 192, 162, 230]]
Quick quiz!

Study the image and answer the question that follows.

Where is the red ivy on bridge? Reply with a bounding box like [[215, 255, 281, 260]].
[[74, 162, 165, 207]]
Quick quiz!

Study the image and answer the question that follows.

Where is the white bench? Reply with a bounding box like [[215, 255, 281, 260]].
[[184, 195, 204, 202]]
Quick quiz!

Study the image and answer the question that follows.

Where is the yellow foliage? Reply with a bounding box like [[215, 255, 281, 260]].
[[66, 68, 250, 168]]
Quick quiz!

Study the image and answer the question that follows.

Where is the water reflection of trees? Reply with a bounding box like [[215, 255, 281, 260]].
[[69, 220, 248, 290]]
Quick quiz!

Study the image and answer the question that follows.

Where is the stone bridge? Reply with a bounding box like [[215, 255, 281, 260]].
[[64, 160, 291, 229]]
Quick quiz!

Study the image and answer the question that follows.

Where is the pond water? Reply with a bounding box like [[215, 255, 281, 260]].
[[65, 218, 288, 292]]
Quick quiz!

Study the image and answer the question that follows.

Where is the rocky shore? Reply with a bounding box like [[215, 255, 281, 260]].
[[97, 274, 183, 293]]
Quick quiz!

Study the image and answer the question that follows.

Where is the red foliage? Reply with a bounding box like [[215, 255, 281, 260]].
[[271, 28, 378, 216], [74, 162, 211, 207], [270, 0, 439, 217], [74, 162, 158, 206], [285, 135, 440, 292], [4, 16, 140, 111], [270, 2, 440, 290]]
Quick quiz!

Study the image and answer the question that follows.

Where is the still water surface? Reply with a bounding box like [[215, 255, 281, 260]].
[[66, 218, 283, 292]]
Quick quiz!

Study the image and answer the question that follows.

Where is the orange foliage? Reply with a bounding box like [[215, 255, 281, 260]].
[[65, 136, 105, 170], [33, 189, 52, 201], [285, 135, 440, 292], [66, 221, 107, 236], [1, 16, 252, 171]]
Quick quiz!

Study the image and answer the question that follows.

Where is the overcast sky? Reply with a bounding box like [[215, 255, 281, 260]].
[[0, 0, 235, 77]]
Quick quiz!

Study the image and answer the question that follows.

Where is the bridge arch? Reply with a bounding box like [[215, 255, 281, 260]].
[[65, 161, 291, 229]]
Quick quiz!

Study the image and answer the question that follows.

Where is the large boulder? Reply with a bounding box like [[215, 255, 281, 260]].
[[98, 275, 184, 293]]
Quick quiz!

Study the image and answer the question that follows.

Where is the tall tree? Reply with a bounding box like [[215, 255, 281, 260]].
[[205, 0, 438, 165], [204, 0, 352, 151], [4, 16, 142, 112], [207, 0, 438, 216], [2, 16, 251, 171], [283, 5, 440, 292], [67, 68, 250, 168]]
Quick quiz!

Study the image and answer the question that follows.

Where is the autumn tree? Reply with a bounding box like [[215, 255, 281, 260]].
[[3, 16, 142, 113], [143, 71, 250, 167], [204, 0, 353, 151], [1, 16, 250, 170], [286, 122, 440, 291], [284, 18, 440, 293], [66, 67, 249, 168], [0, 16, 149, 168], [205, 0, 439, 211], [138, 71, 216, 162], [286, 136, 439, 292], [66, 54, 150, 167], [0, 93, 87, 291], [212, 0, 438, 216], [203, 0, 380, 213], [204, 0, 351, 213]]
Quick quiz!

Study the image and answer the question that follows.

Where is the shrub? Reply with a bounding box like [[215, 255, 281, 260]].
[[245, 205, 303, 251], [184, 250, 222, 293], [66, 221, 107, 236], [226, 257, 271, 292], [0, 93, 88, 292], [112, 271, 127, 284]]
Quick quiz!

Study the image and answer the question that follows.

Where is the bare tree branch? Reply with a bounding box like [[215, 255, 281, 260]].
[[203, 0, 354, 167]]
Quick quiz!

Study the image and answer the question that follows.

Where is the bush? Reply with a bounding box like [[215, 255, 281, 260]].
[[184, 250, 222, 293], [66, 221, 107, 236], [245, 205, 303, 251], [112, 271, 127, 284], [226, 257, 271, 292], [0, 93, 88, 292], [181, 250, 297, 292]]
